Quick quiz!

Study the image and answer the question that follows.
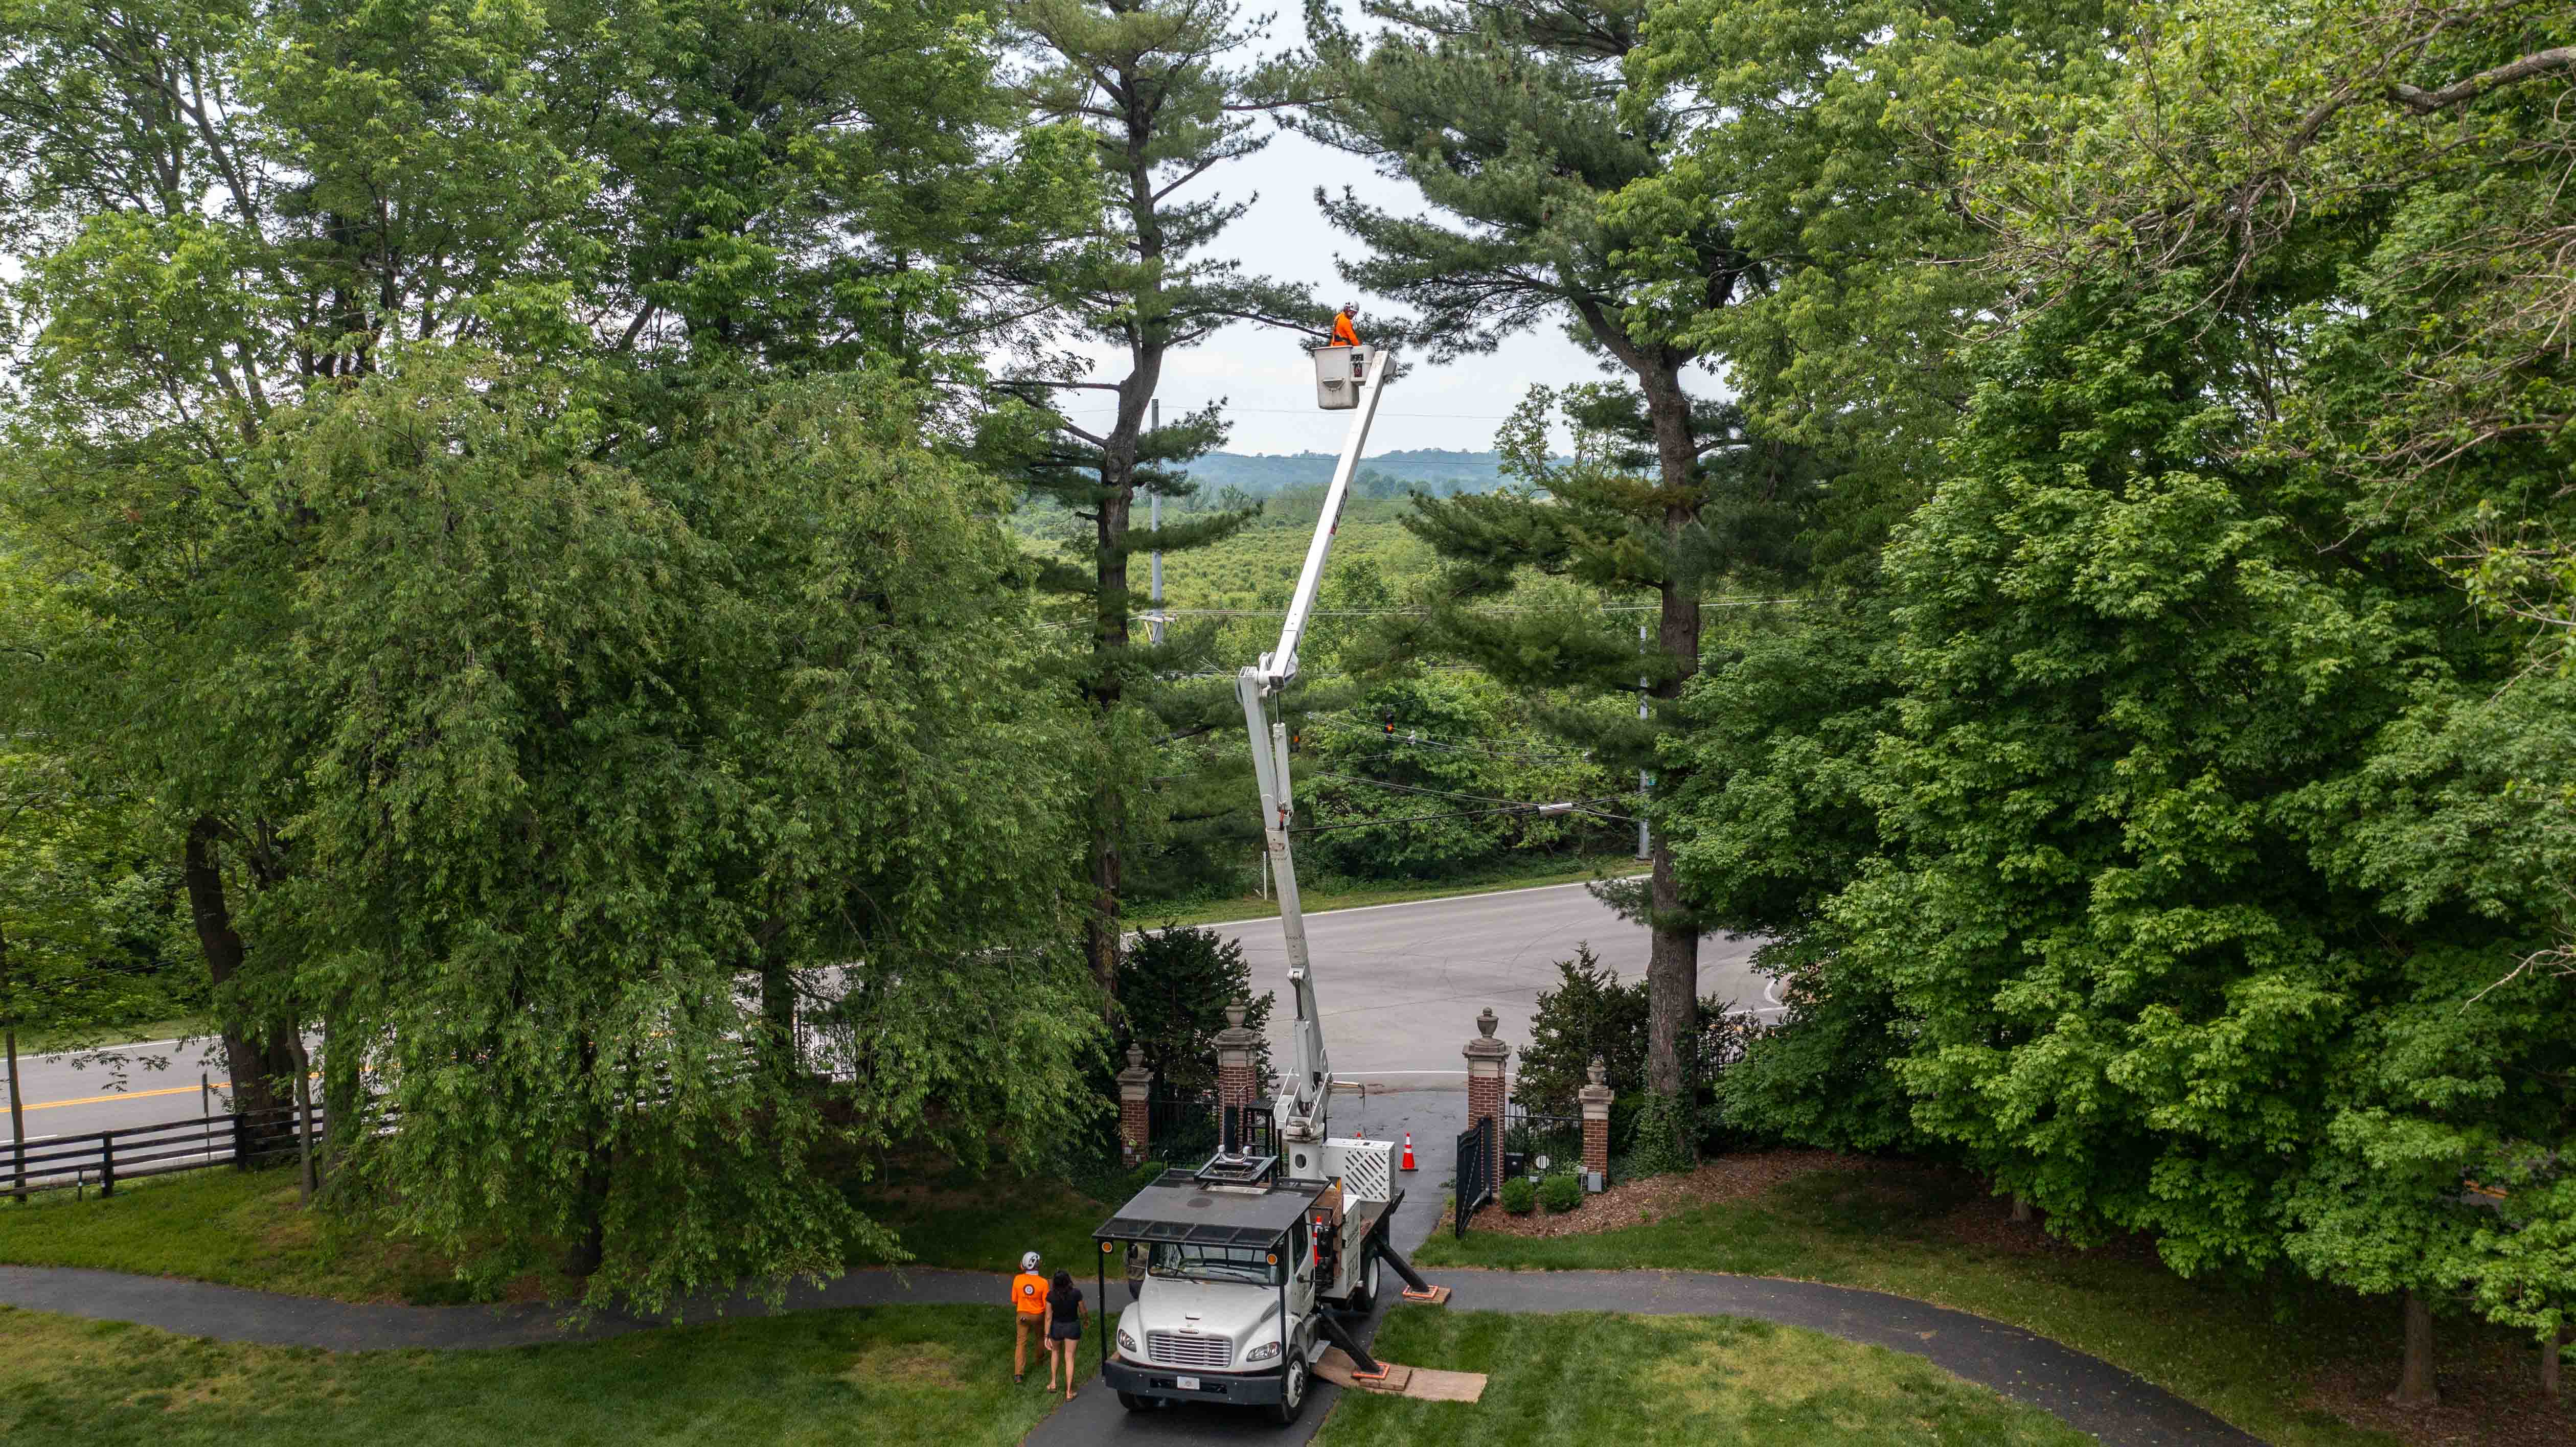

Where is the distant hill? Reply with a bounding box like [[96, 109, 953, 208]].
[[1179, 448, 1511, 498]]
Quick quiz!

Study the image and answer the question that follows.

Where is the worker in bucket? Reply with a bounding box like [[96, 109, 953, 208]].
[[1043, 1267, 1089, 1402], [1011, 1250, 1048, 1383], [1330, 302, 1361, 348]]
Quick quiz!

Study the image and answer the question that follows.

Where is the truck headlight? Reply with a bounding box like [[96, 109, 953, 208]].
[[1118, 1329, 1140, 1354], [1245, 1341, 1281, 1362]]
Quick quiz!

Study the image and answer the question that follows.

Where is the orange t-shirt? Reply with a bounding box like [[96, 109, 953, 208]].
[[1012, 1272, 1048, 1315], [1331, 313, 1359, 347]]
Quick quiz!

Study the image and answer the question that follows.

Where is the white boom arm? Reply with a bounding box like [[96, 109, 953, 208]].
[[1239, 348, 1394, 1164]]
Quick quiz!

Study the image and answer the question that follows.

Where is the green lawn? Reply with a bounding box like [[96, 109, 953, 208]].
[[0, 1160, 1132, 1304], [0, 1302, 1078, 1447], [1316, 1308, 2092, 1446], [1412, 1163, 2546, 1447], [0, 1166, 461, 1303], [1147, 858, 1637, 930]]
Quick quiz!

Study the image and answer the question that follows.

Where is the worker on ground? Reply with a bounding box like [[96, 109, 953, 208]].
[[1011, 1250, 1048, 1384], [1331, 302, 1361, 348], [1043, 1268, 1089, 1402]]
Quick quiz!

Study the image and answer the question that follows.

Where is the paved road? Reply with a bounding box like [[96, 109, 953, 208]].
[[4, 882, 1771, 1147], [2, 1035, 227, 1147], [1212, 880, 1773, 1084]]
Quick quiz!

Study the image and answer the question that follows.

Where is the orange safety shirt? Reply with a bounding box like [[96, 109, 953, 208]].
[[1331, 313, 1360, 347], [1012, 1272, 1049, 1315]]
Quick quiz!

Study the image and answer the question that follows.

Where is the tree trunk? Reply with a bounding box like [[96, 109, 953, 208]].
[[2543, 1323, 2567, 1399], [561, 1036, 612, 1279], [759, 948, 799, 1081], [2010, 1193, 2033, 1223], [2393, 1290, 2438, 1405], [182, 817, 294, 1121], [1637, 364, 1702, 1105], [286, 1030, 316, 1205], [321, 989, 360, 1173]]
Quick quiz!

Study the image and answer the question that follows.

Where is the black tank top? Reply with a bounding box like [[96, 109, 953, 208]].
[[1050, 1284, 1081, 1323]]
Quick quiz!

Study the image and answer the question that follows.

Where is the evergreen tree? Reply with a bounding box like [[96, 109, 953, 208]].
[[998, 0, 1321, 995], [1295, 0, 1818, 1103]]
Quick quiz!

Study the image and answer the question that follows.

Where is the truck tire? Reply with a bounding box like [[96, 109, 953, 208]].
[[1118, 1390, 1160, 1412], [1271, 1356, 1308, 1425], [1345, 1248, 1381, 1313]]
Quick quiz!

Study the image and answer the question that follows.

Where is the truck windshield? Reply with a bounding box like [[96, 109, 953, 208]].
[[1146, 1244, 1280, 1285]]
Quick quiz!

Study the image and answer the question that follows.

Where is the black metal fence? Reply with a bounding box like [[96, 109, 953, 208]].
[[1500, 1099, 1584, 1181], [1146, 1091, 1278, 1168], [1453, 1115, 1495, 1239], [5, 1101, 326, 1200]]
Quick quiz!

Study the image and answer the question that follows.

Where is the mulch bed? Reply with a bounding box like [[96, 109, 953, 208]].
[[2304, 1338, 2573, 1447], [1460, 1149, 1863, 1237]]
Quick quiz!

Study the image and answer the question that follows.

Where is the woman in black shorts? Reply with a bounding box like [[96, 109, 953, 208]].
[[1044, 1269, 1087, 1401]]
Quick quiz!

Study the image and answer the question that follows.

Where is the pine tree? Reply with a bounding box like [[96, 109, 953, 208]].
[[1296, 2, 1814, 1099], [999, 0, 1321, 995]]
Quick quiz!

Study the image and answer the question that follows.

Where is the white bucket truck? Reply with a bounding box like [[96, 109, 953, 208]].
[[1089, 344, 1445, 1422]]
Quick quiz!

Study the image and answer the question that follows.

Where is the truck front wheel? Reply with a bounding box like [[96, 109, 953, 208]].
[[1118, 1390, 1159, 1412], [1271, 1357, 1308, 1425]]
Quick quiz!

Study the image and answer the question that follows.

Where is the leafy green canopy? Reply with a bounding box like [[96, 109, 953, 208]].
[[246, 355, 1098, 1311], [1659, 0, 2576, 1353]]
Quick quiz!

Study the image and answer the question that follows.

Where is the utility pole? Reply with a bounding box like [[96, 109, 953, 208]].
[[1148, 400, 1165, 647], [1637, 623, 1652, 861]]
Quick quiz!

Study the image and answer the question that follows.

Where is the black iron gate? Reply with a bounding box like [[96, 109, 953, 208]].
[[1453, 1115, 1495, 1238], [1502, 1099, 1585, 1181]]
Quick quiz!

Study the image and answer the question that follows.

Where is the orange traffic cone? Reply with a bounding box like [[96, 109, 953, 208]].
[[1400, 1132, 1417, 1172]]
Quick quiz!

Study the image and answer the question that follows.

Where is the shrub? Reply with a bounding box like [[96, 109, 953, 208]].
[[1498, 1177, 1538, 1215], [1538, 1173, 1583, 1213], [1115, 924, 1274, 1093], [1515, 948, 1765, 1109]]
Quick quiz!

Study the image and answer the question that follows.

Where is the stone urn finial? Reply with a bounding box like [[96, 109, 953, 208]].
[[1126, 1044, 1146, 1071], [1476, 1006, 1498, 1039], [1587, 1055, 1608, 1088], [1224, 1000, 1248, 1030]]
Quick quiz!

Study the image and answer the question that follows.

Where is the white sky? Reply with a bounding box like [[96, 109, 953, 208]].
[[1053, 125, 1611, 457]]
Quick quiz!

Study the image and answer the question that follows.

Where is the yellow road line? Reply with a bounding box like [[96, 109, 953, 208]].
[[19, 1084, 202, 1112]]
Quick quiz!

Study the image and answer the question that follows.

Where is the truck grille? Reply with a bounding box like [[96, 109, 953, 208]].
[[1147, 1331, 1234, 1369]]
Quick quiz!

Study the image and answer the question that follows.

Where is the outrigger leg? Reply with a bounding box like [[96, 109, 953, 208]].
[[1313, 1312, 1387, 1380], [1382, 1241, 1452, 1304]]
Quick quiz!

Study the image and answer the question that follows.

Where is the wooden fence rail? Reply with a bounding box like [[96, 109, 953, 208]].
[[4, 1102, 344, 1200]]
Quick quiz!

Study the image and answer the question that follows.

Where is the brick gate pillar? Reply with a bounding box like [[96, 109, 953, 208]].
[[1116, 1045, 1155, 1165], [1464, 1006, 1510, 1189], [1579, 1055, 1614, 1191], [1214, 1000, 1262, 1150]]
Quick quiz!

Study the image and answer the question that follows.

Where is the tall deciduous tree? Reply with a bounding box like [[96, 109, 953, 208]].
[[1296, 0, 1802, 1103], [1000, 0, 1318, 996], [247, 354, 1099, 1306], [0, 0, 596, 1121]]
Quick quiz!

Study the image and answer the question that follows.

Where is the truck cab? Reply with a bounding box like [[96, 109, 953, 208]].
[[1095, 1140, 1397, 1423]]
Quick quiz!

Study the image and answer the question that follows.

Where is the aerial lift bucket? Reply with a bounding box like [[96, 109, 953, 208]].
[[1313, 345, 1370, 409]]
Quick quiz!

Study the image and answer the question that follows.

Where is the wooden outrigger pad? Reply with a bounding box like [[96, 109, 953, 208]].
[[1317, 1348, 1486, 1402], [1400, 1283, 1452, 1304]]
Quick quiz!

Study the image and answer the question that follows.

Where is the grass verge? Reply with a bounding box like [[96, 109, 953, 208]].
[[0, 1159, 1138, 1304], [0, 1301, 1081, 1446], [1315, 1307, 2091, 1446], [1414, 1161, 2562, 1447], [0, 1166, 463, 1304], [1146, 857, 1637, 930]]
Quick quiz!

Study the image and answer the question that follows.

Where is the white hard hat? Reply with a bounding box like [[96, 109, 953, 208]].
[[1021, 1250, 1041, 1271]]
